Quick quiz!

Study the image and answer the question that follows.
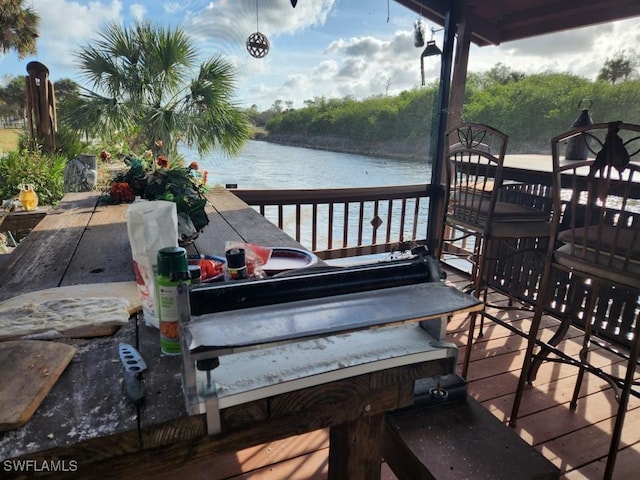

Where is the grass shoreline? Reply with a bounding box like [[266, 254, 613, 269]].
[[0, 128, 22, 153]]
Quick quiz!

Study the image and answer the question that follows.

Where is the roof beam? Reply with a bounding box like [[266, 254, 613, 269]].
[[394, 0, 640, 46]]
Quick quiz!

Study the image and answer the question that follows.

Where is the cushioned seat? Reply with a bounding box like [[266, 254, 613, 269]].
[[558, 225, 640, 259]]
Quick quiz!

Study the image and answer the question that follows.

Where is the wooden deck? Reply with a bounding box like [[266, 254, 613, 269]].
[[444, 268, 640, 480], [200, 266, 639, 480]]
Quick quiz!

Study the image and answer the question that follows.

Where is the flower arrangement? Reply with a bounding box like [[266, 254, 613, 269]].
[[105, 153, 210, 242]]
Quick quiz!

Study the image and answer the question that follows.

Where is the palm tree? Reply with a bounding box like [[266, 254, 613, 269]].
[[67, 22, 251, 158], [0, 0, 39, 59]]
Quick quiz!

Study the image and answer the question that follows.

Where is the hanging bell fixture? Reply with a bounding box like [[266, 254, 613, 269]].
[[565, 99, 594, 160], [420, 28, 443, 86]]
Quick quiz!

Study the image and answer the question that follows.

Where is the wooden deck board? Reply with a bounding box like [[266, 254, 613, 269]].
[[443, 268, 640, 480]]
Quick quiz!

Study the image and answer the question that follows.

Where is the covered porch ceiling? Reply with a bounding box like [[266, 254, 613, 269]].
[[393, 0, 640, 254], [394, 0, 640, 46]]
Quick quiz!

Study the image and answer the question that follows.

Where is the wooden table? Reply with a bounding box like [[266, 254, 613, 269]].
[[0, 187, 480, 479]]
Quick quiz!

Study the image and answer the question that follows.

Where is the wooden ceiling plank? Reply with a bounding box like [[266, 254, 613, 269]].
[[393, 0, 640, 46]]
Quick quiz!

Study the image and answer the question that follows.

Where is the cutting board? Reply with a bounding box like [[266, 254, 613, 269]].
[[0, 340, 76, 431], [0, 282, 141, 339]]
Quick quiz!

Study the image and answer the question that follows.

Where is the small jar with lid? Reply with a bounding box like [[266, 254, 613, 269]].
[[225, 248, 248, 280], [188, 264, 202, 286]]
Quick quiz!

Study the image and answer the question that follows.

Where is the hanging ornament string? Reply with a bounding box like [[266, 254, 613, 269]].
[[246, 0, 270, 58]]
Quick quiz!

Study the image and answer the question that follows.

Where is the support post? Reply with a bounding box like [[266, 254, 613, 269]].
[[426, 2, 459, 255]]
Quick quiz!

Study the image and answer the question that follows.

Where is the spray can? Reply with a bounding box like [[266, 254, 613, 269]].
[[156, 246, 190, 355]]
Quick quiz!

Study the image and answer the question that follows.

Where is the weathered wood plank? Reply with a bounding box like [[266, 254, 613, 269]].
[[151, 431, 330, 480], [537, 400, 640, 472], [0, 322, 139, 466], [0, 206, 50, 232], [57, 384, 401, 478], [329, 413, 386, 480], [0, 192, 99, 301], [207, 187, 307, 248], [383, 398, 560, 480], [515, 376, 637, 446], [61, 202, 135, 285], [187, 199, 247, 256]]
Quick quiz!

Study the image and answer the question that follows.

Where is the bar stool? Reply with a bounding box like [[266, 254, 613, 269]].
[[509, 121, 640, 480], [440, 123, 553, 379]]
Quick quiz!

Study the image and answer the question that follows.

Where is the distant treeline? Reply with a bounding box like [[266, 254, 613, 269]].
[[259, 70, 640, 156]]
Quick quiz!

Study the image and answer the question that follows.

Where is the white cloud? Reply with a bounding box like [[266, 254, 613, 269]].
[[130, 4, 147, 21], [468, 17, 640, 81], [185, 0, 335, 45], [326, 36, 384, 57], [313, 60, 339, 80], [164, 2, 183, 14], [26, 0, 123, 75]]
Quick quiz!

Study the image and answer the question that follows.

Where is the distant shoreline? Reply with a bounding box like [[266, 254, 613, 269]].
[[255, 133, 430, 161]]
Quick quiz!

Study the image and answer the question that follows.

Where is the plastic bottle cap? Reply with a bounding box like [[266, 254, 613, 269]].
[[188, 264, 202, 283], [226, 248, 246, 269], [157, 246, 188, 277]]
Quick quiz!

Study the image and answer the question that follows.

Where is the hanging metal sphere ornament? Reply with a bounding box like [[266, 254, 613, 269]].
[[246, 31, 270, 58]]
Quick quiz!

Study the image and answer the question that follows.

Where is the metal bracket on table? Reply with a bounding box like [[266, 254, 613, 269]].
[[204, 386, 221, 435], [177, 281, 219, 434]]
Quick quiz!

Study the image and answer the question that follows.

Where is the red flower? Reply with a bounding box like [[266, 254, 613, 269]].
[[109, 182, 135, 203], [157, 156, 169, 168], [100, 150, 111, 162]]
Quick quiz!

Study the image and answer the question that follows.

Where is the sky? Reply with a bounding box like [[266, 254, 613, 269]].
[[1, 0, 640, 111]]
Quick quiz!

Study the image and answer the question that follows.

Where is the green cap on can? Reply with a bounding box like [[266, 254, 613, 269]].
[[157, 246, 188, 277]]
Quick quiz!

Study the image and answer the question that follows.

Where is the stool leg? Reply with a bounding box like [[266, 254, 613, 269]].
[[603, 311, 640, 480], [529, 274, 581, 382], [570, 283, 599, 410], [509, 248, 554, 428], [478, 236, 498, 338], [461, 311, 478, 379], [462, 236, 488, 379], [509, 300, 544, 427]]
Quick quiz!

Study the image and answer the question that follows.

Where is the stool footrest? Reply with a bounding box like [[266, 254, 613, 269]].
[[383, 397, 560, 480]]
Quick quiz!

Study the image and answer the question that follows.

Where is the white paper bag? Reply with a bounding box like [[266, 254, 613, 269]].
[[127, 201, 178, 328]]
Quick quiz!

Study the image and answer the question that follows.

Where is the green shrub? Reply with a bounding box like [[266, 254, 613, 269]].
[[0, 149, 66, 205], [54, 125, 90, 159], [17, 126, 88, 159]]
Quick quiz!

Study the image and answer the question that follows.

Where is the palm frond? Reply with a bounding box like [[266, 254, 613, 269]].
[[71, 21, 250, 157]]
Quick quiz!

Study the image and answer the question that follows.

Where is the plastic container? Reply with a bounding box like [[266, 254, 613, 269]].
[[156, 246, 189, 355], [225, 248, 248, 280], [18, 183, 38, 211]]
